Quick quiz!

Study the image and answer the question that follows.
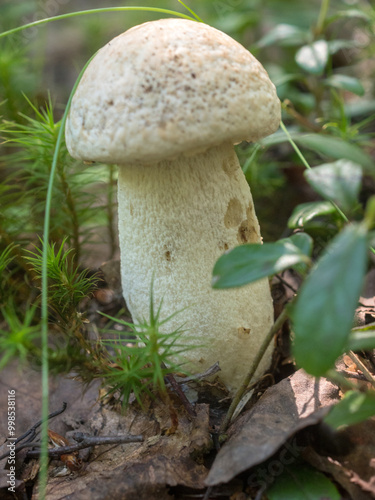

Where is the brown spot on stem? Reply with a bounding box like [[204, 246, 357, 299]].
[[238, 327, 251, 336], [237, 220, 257, 243], [222, 157, 238, 176], [237, 202, 260, 243], [224, 198, 243, 228], [218, 241, 229, 251]]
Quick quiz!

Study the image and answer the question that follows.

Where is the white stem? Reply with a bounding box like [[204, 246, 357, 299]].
[[117, 143, 274, 393]]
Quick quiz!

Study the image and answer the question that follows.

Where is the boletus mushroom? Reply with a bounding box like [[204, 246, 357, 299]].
[[65, 18, 281, 393]]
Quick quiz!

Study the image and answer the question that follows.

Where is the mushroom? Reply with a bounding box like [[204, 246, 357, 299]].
[[65, 19, 281, 393]]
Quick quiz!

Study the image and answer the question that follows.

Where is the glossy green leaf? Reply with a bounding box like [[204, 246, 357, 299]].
[[267, 463, 341, 500], [292, 224, 368, 376], [296, 134, 374, 171], [327, 39, 362, 54], [261, 130, 374, 171], [304, 160, 362, 213], [257, 24, 307, 47], [295, 40, 329, 74], [328, 9, 371, 23], [212, 235, 312, 289], [348, 328, 375, 352], [325, 390, 375, 429], [273, 73, 304, 88], [289, 232, 313, 257], [288, 201, 337, 229], [325, 74, 365, 96]]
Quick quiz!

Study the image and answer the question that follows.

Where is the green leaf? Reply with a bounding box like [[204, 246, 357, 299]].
[[289, 232, 313, 257], [327, 39, 362, 54], [296, 134, 374, 171], [291, 224, 368, 376], [325, 390, 375, 429], [328, 9, 371, 23], [304, 160, 362, 213], [288, 201, 337, 229], [295, 40, 329, 74], [267, 463, 341, 500], [325, 74, 365, 96], [348, 329, 375, 352], [260, 130, 374, 172], [257, 24, 307, 47], [212, 235, 312, 289]]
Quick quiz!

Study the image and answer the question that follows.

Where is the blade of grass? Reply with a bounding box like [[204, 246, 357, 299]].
[[38, 52, 97, 500], [0, 7, 198, 39], [280, 120, 348, 222], [177, 1, 204, 22], [280, 119, 375, 255]]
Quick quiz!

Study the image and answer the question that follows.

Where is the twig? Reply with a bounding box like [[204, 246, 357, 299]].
[[347, 351, 375, 388], [0, 402, 67, 461], [25, 434, 144, 458], [203, 486, 213, 500], [337, 369, 371, 382], [175, 362, 221, 384], [15, 402, 67, 446], [220, 307, 289, 434], [163, 363, 196, 417], [275, 273, 298, 294], [326, 369, 359, 391], [282, 100, 322, 133]]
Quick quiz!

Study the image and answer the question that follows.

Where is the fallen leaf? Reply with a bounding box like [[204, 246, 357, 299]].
[[205, 369, 339, 486], [0, 362, 211, 500], [33, 402, 210, 500]]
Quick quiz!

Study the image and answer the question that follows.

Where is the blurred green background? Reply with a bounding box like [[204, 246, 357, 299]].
[[0, 0, 374, 252]]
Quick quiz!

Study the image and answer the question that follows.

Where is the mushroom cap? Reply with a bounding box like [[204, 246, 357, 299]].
[[65, 18, 281, 164]]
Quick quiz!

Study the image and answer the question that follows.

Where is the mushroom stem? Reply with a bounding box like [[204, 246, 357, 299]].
[[117, 142, 274, 392]]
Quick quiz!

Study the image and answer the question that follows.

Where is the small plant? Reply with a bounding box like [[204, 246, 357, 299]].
[[0, 302, 40, 370], [25, 238, 99, 328], [0, 237, 191, 406], [0, 97, 116, 263], [0, 243, 15, 306], [99, 291, 193, 407]]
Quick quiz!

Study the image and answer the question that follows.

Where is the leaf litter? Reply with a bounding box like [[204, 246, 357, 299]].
[[2, 266, 375, 498]]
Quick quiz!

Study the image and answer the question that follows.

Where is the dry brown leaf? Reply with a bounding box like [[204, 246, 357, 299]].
[[205, 369, 340, 486], [0, 362, 211, 500]]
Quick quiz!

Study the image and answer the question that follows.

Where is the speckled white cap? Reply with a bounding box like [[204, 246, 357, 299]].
[[65, 18, 280, 164]]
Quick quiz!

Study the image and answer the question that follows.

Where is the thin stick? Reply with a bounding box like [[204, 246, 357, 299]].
[[347, 351, 375, 388], [0, 403, 67, 461], [175, 362, 221, 384], [326, 368, 359, 391], [275, 273, 298, 294], [220, 307, 289, 434], [25, 434, 144, 458], [163, 364, 196, 417], [15, 402, 67, 446]]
